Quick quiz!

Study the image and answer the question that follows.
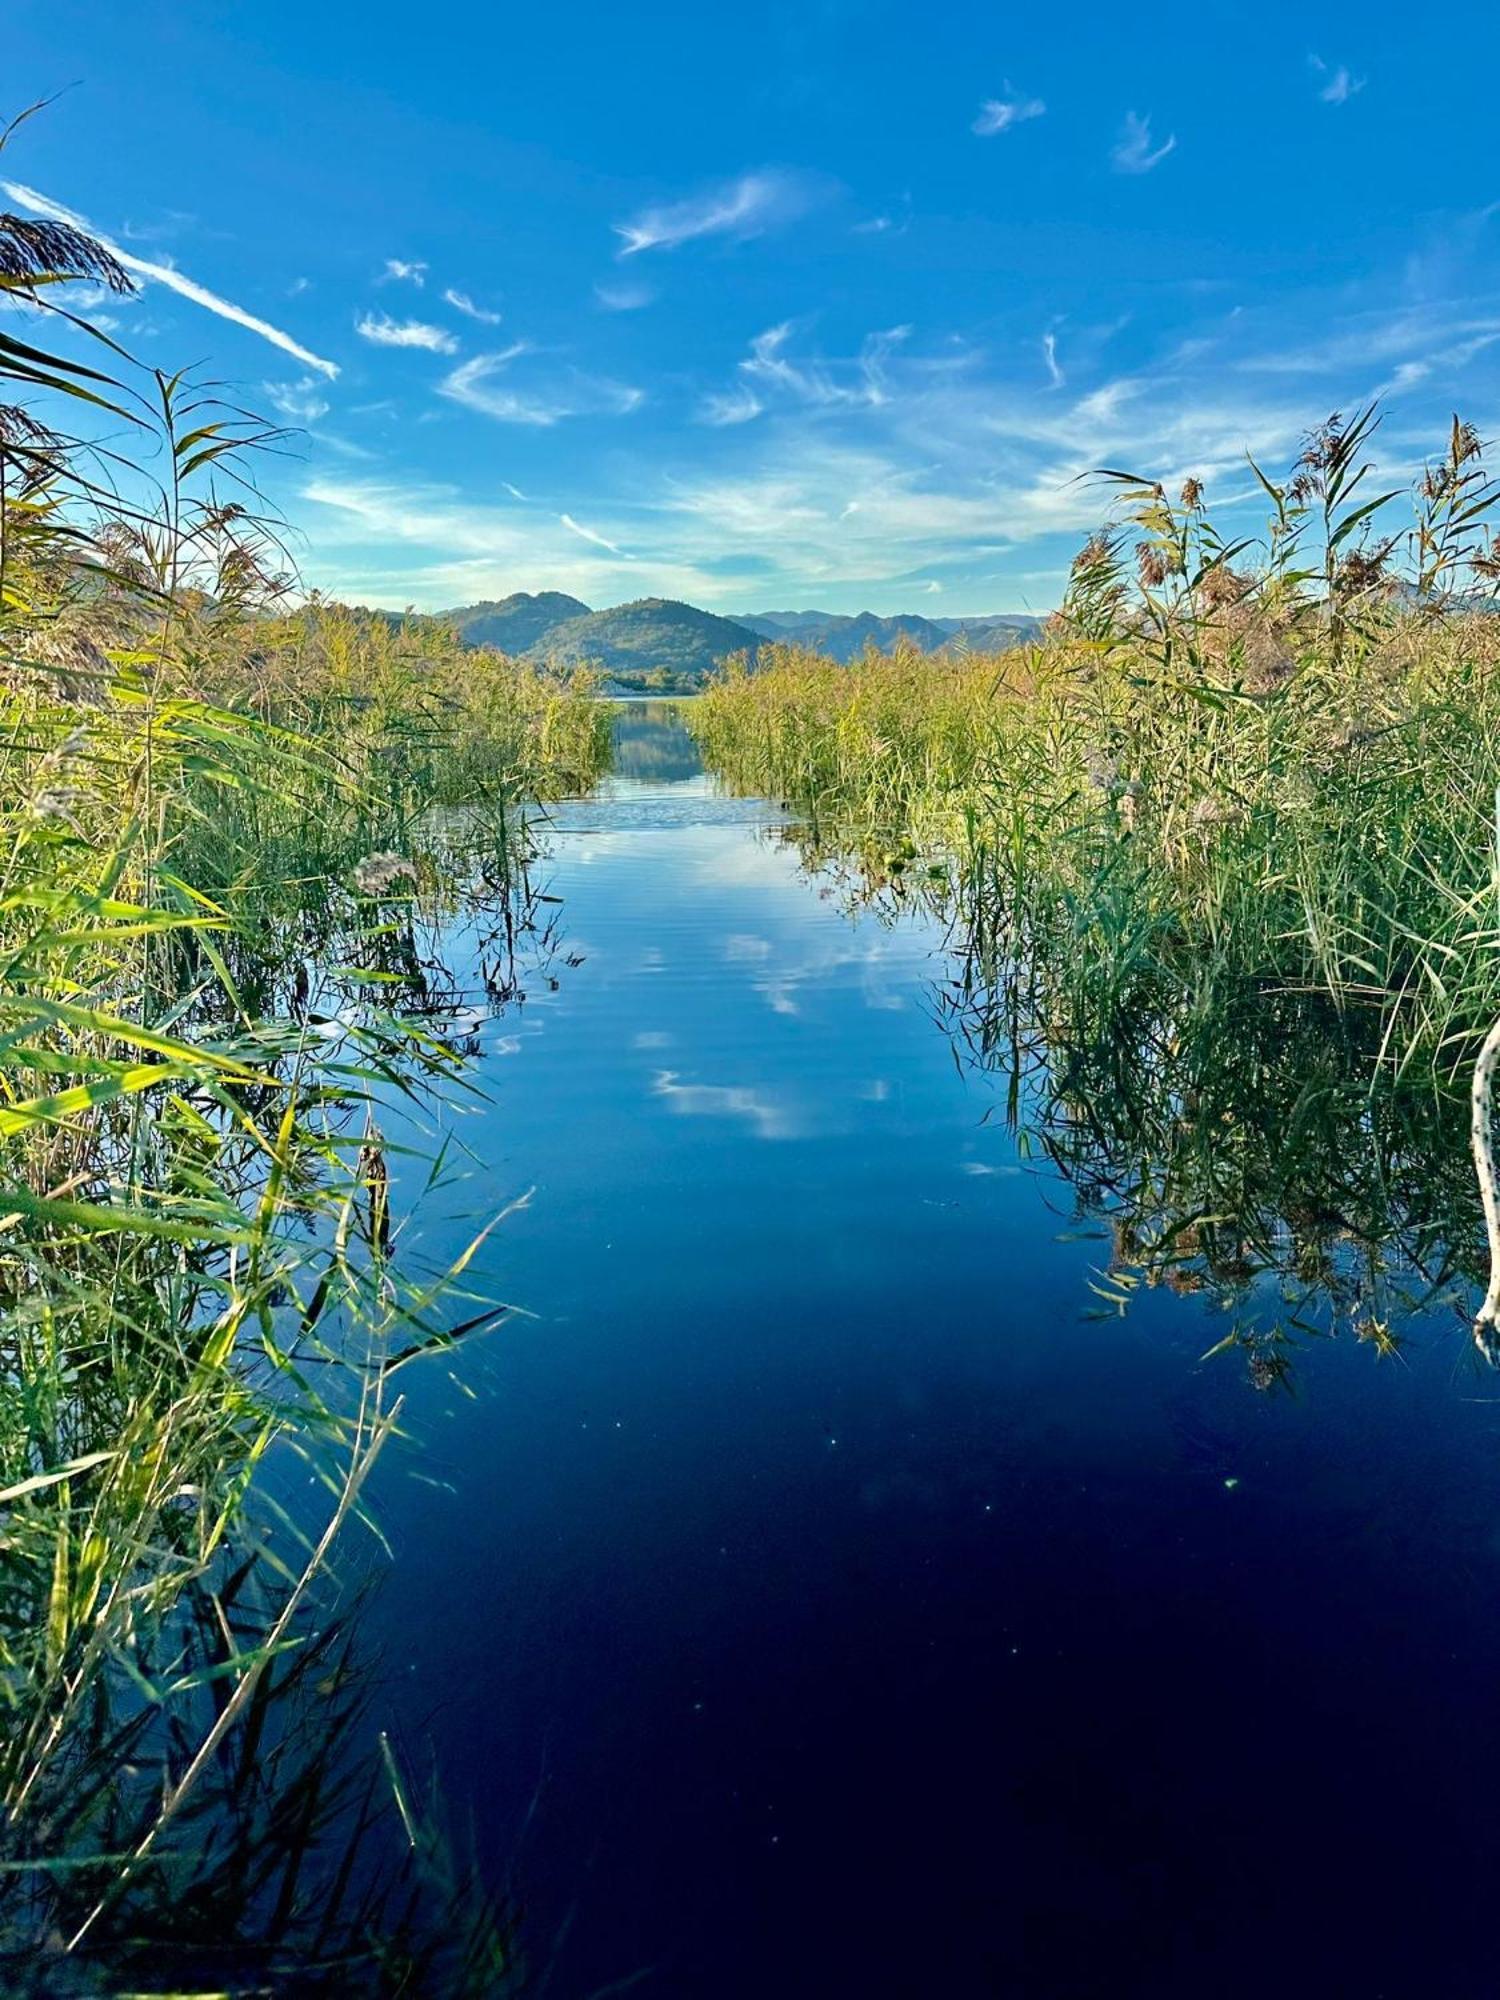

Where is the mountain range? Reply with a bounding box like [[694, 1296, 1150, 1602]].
[[437, 593, 1044, 689]]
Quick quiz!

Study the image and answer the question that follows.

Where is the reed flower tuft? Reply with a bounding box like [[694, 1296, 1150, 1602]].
[[353, 850, 420, 896]]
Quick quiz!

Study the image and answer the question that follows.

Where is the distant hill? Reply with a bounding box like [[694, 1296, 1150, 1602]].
[[736, 609, 1044, 662], [431, 593, 1046, 687], [533, 599, 762, 685], [440, 591, 591, 652]]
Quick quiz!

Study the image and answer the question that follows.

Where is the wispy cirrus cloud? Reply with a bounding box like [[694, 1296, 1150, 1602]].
[[698, 386, 764, 427], [972, 87, 1046, 137], [561, 511, 630, 556], [854, 193, 912, 237], [381, 258, 427, 285], [264, 374, 331, 424], [613, 169, 817, 256], [443, 287, 503, 325], [0, 178, 339, 378], [1111, 111, 1176, 174], [1310, 56, 1366, 105], [440, 346, 643, 425], [700, 321, 910, 423], [301, 224, 1500, 619], [594, 280, 656, 311], [355, 310, 459, 354]]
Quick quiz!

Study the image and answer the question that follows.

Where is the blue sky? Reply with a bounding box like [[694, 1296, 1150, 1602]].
[[8, 0, 1500, 615]]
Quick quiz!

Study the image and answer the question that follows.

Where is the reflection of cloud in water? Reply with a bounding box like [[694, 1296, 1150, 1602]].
[[724, 933, 773, 962], [652, 1069, 793, 1140], [633, 1030, 672, 1050], [755, 975, 800, 1016], [691, 839, 807, 891], [732, 934, 922, 1021], [862, 1080, 891, 1102]]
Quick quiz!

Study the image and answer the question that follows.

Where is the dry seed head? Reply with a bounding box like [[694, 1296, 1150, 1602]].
[[352, 851, 420, 896], [1072, 532, 1115, 577], [30, 786, 82, 823], [0, 213, 134, 292], [1136, 542, 1169, 588]]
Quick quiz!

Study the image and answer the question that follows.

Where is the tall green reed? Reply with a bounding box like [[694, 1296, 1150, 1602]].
[[0, 116, 595, 1984]]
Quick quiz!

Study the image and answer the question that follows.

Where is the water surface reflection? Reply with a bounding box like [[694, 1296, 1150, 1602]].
[[369, 702, 1500, 1999]]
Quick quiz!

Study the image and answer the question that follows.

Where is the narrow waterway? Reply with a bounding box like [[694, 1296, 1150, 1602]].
[[367, 702, 1500, 1998]]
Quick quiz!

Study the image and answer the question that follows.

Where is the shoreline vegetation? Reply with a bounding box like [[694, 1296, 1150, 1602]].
[[1, 145, 601, 1987], [691, 415, 1500, 1381], [8, 107, 1500, 1984], [694, 410, 1500, 1083]]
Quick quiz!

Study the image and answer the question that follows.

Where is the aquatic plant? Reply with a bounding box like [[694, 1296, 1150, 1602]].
[[692, 413, 1500, 1365], [0, 114, 598, 1982]]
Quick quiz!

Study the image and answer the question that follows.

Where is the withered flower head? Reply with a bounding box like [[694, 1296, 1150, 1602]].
[[0, 213, 134, 293], [1453, 417, 1483, 465], [1071, 532, 1114, 577], [352, 851, 420, 897], [1136, 542, 1168, 588], [1180, 477, 1204, 510]]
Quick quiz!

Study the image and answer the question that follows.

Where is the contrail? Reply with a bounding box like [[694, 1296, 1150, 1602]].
[[2, 178, 340, 379]]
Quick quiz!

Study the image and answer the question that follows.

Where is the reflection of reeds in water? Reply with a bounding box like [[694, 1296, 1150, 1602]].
[[945, 887, 1477, 1385], [2, 1539, 520, 1995], [761, 811, 1482, 1392]]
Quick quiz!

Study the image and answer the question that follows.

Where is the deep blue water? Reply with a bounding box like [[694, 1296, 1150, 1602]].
[[366, 705, 1500, 1998]]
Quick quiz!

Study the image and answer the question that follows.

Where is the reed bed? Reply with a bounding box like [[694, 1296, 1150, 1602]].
[[0, 130, 597, 1984], [695, 414, 1500, 1080], [694, 414, 1500, 1380]]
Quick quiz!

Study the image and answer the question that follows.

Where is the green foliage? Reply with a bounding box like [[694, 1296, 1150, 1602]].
[[0, 115, 598, 1985], [689, 411, 1500, 1379]]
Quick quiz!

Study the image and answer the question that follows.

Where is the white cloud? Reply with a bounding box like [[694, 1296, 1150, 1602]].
[[1311, 56, 1366, 105], [1, 178, 339, 378], [1042, 332, 1064, 387], [440, 347, 643, 425], [298, 245, 1500, 619], [443, 286, 503, 324], [381, 258, 427, 285], [264, 374, 330, 424], [355, 310, 459, 354], [723, 321, 910, 416], [594, 280, 655, 311], [1111, 112, 1176, 175], [698, 386, 764, 427], [560, 511, 630, 556], [973, 88, 1046, 137], [613, 169, 816, 256]]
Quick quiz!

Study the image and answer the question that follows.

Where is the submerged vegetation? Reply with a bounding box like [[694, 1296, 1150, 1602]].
[[0, 133, 603, 1985], [694, 410, 1500, 1378]]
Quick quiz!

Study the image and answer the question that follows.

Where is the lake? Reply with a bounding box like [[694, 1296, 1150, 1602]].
[[365, 701, 1500, 1997]]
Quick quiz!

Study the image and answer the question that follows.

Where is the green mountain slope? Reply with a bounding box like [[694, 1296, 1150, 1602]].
[[433, 593, 1046, 685], [525, 598, 762, 686], [735, 608, 1043, 661], [439, 591, 591, 652]]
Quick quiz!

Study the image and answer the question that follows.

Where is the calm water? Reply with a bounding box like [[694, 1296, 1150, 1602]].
[[367, 704, 1500, 1997]]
